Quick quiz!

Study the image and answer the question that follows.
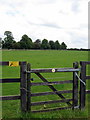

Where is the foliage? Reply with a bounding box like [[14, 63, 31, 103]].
[[13, 42, 21, 49], [33, 39, 41, 49], [1, 31, 67, 50], [55, 40, 61, 50], [61, 42, 67, 50], [2, 31, 16, 49], [19, 34, 33, 49], [49, 40, 55, 49], [41, 39, 50, 49]]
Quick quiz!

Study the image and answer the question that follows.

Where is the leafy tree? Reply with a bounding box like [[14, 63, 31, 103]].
[[4, 31, 13, 37], [33, 39, 41, 49], [3, 31, 16, 49], [13, 42, 21, 49], [55, 40, 61, 50], [49, 40, 55, 49], [41, 39, 50, 49], [61, 42, 67, 50], [20, 34, 33, 49]]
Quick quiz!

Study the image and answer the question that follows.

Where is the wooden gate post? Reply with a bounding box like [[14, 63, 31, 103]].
[[80, 62, 86, 110], [73, 62, 78, 110], [20, 62, 27, 112], [27, 63, 31, 112]]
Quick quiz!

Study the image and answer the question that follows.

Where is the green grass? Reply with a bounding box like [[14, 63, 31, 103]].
[[1, 50, 90, 119]]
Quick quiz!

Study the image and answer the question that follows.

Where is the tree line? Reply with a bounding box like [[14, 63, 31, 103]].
[[1, 31, 67, 50]]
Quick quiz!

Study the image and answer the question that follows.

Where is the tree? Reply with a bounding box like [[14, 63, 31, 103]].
[[41, 39, 50, 49], [12, 42, 21, 49], [49, 40, 55, 49], [33, 39, 41, 49], [19, 34, 33, 49], [55, 40, 61, 50], [3, 31, 16, 49], [61, 42, 67, 50]]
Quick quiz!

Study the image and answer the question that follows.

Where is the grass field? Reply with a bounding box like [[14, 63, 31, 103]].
[[1, 50, 90, 119]]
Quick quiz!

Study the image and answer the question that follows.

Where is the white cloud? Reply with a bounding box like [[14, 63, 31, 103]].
[[0, 0, 89, 48]]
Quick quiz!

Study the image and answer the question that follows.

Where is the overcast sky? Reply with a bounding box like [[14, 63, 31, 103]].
[[0, 0, 89, 48]]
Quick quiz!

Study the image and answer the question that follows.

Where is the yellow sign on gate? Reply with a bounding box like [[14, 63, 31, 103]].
[[9, 61, 19, 67]]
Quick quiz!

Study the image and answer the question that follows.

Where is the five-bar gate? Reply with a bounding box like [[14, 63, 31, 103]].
[[26, 62, 79, 112], [0, 61, 90, 112]]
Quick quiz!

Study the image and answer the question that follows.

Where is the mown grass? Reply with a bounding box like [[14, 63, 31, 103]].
[[1, 50, 90, 119]]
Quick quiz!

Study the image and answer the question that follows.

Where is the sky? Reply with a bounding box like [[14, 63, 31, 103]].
[[0, 0, 89, 49]]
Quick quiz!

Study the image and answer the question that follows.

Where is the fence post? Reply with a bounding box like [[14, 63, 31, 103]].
[[20, 62, 27, 112], [80, 61, 86, 110], [27, 63, 31, 112], [72, 62, 78, 110]]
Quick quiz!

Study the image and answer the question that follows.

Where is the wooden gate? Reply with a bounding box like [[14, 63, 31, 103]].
[[1, 61, 90, 112], [26, 62, 80, 113]]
